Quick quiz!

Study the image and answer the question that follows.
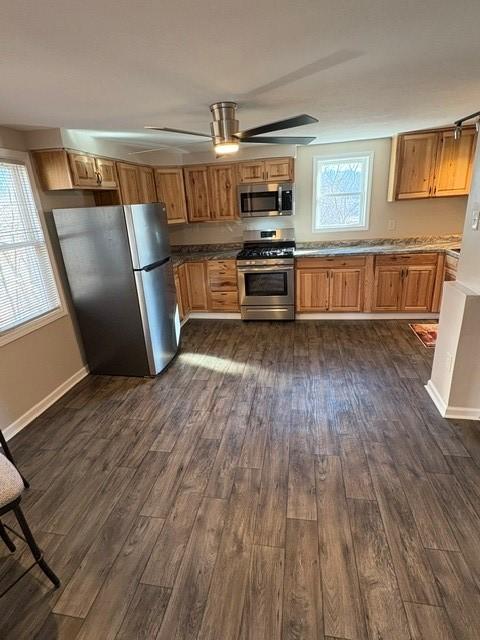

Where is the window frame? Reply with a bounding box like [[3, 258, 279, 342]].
[[0, 148, 66, 347], [311, 151, 374, 233]]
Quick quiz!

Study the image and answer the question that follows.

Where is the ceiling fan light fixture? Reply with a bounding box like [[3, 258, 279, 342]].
[[214, 141, 240, 155]]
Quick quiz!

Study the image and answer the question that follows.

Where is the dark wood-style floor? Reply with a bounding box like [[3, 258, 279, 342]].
[[1, 320, 480, 639]]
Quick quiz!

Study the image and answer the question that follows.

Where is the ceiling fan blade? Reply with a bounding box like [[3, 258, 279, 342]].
[[238, 136, 316, 145], [144, 126, 212, 138], [235, 114, 318, 139]]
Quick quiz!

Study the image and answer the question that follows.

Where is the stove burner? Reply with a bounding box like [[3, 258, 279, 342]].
[[237, 246, 294, 260]]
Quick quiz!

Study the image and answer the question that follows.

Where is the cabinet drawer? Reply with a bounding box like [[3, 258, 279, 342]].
[[207, 260, 238, 290], [209, 290, 239, 311], [296, 256, 366, 269], [375, 253, 438, 266]]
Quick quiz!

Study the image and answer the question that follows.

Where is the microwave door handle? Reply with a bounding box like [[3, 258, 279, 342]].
[[277, 185, 282, 213]]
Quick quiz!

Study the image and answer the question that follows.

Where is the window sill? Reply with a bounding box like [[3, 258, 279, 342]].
[[0, 307, 68, 348], [312, 226, 370, 234]]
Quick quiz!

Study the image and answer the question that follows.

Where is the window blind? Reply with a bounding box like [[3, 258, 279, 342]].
[[0, 160, 60, 334]]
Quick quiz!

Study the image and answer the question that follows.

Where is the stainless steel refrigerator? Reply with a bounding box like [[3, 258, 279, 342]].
[[53, 203, 180, 376]]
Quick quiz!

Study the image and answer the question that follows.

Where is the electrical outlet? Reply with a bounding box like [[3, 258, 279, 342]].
[[472, 209, 480, 231], [388, 219, 396, 231]]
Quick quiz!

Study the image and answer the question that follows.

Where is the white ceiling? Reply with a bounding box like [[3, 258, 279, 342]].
[[2, 0, 480, 152]]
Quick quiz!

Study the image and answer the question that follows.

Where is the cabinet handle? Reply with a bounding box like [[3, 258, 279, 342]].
[[95, 171, 102, 185], [433, 185, 437, 195], [428, 185, 432, 196]]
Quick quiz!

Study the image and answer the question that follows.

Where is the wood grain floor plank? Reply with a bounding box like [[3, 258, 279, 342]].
[[238, 545, 285, 640], [287, 430, 317, 520], [339, 436, 375, 500], [404, 602, 456, 640], [315, 455, 367, 640], [115, 584, 171, 640], [445, 454, 480, 516], [33, 613, 84, 640], [156, 497, 227, 640], [180, 437, 219, 494], [348, 498, 410, 640], [141, 489, 203, 588], [427, 549, 480, 640], [54, 451, 168, 618], [365, 442, 440, 605], [74, 516, 164, 640], [283, 518, 323, 640], [198, 468, 261, 640]]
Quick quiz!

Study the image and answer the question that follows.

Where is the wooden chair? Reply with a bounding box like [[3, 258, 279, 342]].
[[0, 453, 60, 597], [0, 430, 29, 489]]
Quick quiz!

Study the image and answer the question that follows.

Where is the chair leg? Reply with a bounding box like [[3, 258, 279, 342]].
[[12, 506, 60, 588], [0, 520, 16, 553], [0, 431, 29, 489]]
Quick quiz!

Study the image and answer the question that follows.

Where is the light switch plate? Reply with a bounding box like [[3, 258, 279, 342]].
[[472, 209, 480, 231]]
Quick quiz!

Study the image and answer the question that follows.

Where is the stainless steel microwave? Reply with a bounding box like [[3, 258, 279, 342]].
[[237, 182, 294, 217]]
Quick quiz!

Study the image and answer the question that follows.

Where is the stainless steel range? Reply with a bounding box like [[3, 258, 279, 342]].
[[236, 228, 295, 320]]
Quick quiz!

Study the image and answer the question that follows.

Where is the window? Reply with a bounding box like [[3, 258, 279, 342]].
[[313, 153, 373, 232], [0, 156, 61, 341]]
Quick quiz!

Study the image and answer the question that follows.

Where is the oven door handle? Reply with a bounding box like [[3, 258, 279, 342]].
[[237, 265, 294, 273], [277, 184, 282, 212]]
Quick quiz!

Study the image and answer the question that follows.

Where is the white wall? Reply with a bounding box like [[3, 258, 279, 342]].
[[169, 137, 467, 245], [0, 128, 89, 436]]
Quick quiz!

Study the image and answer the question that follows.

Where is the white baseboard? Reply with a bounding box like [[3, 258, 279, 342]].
[[425, 380, 480, 420], [185, 312, 439, 321], [3, 366, 89, 441]]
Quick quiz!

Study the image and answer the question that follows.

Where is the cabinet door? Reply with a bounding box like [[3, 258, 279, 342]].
[[185, 262, 208, 310], [237, 160, 265, 184], [373, 266, 404, 311], [264, 157, 293, 182], [401, 265, 436, 312], [184, 166, 211, 221], [296, 269, 330, 311], [395, 132, 438, 199], [154, 168, 188, 224], [208, 164, 237, 220], [434, 128, 477, 197], [95, 158, 117, 188], [329, 268, 364, 312], [137, 166, 157, 203], [68, 153, 99, 188], [178, 263, 190, 316], [116, 162, 140, 204]]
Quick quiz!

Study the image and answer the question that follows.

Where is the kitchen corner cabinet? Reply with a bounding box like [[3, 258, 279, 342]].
[[296, 257, 365, 312], [390, 126, 476, 200], [183, 166, 211, 222], [372, 254, 438, 312], [33, 149, 118, 190], [154, 167, 188, 224], [237, 157, 294, 184]]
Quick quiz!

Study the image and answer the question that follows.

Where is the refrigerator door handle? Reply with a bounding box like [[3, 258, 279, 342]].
[[140, 256, 171, 272]]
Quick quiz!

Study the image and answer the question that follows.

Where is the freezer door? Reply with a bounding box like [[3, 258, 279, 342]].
[[135, 258, 180, 374], [125, 203, 170, 269]]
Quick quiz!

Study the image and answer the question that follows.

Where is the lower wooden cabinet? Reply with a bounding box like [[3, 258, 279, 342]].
[[296, 257, 365, 312], [207, 260, 239, 311], [174, 264, 190, 321], [185, 262, 209, 311], [372, 254, 438, 312]]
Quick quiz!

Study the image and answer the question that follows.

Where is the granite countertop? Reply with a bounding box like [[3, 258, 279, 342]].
[[171, 235, 462, 266]]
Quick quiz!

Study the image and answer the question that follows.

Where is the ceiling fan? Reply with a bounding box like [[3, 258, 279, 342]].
[[145, 102, 318, 155]]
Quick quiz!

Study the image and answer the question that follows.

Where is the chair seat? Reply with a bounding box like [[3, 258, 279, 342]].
[[0, 453, 24, 509]]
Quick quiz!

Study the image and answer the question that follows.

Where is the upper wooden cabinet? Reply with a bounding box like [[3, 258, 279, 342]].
[[183, 166, 211, 222], [33, 149, 118, 190], [154, 167, 188, 224], [389, 126, 477, 200], [237, 157, 294, 183], [207, 164, 237, 220], [434, 128, 476, 197], [116, 162, 141, 205], [137, 165, 157, 203]]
